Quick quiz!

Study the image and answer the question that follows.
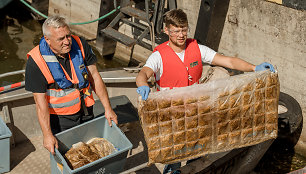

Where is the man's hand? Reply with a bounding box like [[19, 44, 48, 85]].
[[255, 62, 275, 72], [43, 133, 58, 155], [137, 86, 150, 100], [105, 109, 118, 127]]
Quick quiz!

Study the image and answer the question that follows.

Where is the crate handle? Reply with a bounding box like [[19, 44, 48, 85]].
[[54, 148, 71, 173], [53, 152, 63, 165], [55, 149, 70, 166]]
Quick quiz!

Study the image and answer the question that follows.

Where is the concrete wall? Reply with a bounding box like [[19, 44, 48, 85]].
[[176, 0, 201, 38], [216, 0, 306, 156]]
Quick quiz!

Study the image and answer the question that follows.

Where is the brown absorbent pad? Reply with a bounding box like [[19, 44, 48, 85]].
[[138, 70, 280, 165], [64, 137, 117, 170]]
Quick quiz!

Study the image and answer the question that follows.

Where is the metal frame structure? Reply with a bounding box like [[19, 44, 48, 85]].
[[101, 0, 176, 51]]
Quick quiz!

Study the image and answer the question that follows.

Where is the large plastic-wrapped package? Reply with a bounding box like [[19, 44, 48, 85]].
[[138, 70, 279, 165]]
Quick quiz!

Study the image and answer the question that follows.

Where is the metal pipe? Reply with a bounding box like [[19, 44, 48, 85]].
[[0, 81, 25, 93], [103, 77, 136, 80], [0, 70, 136, 93], [114, 0, 117, 9], [145, 0, 150, 24], [0, 70, 25, 78], [0, 70, 136, 81]]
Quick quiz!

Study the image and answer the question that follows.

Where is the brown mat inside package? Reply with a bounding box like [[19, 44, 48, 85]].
[[64, 138, 117, 169], [138, 70, 280, 165]]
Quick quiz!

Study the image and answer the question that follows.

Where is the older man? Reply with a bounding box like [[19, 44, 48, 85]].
[[25, 16, 117, 154]]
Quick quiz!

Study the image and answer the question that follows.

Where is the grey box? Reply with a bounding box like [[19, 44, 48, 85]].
[[0, 117, 12, 173], [50, 116, 133, 174]]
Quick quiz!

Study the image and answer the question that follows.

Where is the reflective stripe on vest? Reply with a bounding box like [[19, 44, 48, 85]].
[[27, 35, 95, 115], [43, 55, 58, 62], [47, 88, 76, 98], [49, 97, 80, 109], [154, 39, 203, 91]]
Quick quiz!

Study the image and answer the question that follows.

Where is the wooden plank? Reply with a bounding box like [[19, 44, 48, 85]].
[[102, 27, 136, 47], [48, 0, 71, 21], [70, 0, 101, 39], [266, 0, 283, 4], [121, 18, 148, 31], [120, 6, 151, 22], [48, 0, 101, 39]]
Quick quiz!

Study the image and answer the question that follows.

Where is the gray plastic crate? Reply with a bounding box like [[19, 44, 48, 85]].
[[0, 116, 12, 173], [50, 116, 133, 174]]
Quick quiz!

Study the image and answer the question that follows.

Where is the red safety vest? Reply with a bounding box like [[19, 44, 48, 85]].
[[154, 39, 203, 91], [27, 35, 95, 115]]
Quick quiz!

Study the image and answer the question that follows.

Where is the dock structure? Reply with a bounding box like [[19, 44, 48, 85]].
[[0, 69, 140, 145], [0, 0, 306, 173], [0, 69, 163, 173]]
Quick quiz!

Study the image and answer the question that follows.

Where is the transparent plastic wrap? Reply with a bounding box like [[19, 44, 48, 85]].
[[87, 138, 117, 158], [138, 70, 280, 165], [64, 138, 117, 170]]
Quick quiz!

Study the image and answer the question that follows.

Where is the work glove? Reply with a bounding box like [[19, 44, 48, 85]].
[[137, 86, 150, 100], [255, 62, 275, 73]]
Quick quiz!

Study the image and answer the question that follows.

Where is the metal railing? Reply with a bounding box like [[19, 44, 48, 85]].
[[0, 70, 26, 93]]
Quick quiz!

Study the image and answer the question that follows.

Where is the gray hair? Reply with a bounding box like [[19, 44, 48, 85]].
[[42, 16, 69, 37]]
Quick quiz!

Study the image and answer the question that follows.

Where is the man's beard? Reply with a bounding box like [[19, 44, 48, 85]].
[[170, 36, 186, 47]]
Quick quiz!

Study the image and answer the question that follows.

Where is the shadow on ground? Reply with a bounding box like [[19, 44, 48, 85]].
[[10, 126, 35, 170]]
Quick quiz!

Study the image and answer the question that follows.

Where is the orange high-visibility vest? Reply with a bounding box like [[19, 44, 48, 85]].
[[153, 39, 203, 91], [27, 35, 95, 115]]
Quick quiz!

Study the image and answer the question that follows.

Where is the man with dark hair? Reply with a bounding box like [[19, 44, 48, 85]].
[[25, 16, 118, 155], [136, 9, 274, 173], [136, 9, 274, 99]]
